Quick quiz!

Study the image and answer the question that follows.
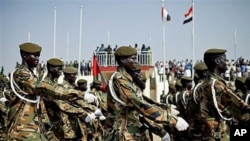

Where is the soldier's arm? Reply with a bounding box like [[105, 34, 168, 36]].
[[115, 77, 177, 127], [14, 69, 79, 100], [215, 80, 250, 120]]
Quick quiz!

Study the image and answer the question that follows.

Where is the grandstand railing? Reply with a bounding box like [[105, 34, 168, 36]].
[[94, 51, 153, 66]]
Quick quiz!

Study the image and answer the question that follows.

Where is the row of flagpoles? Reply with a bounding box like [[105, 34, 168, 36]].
[[27, 1, 195, 89], [161, 0, 194, 93]]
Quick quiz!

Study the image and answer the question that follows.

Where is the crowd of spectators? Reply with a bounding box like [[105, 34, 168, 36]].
[[155, 57, 250, 84]]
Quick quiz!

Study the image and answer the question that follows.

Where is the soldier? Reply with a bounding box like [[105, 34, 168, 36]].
[[234, 77, 247, 100], [245, 77, 250, 105], [165, 83, 176, 105], [42, 60, 103, 141], [193, 62, 208, 86], [6, 42, 82, 141], [173, 76, 192, 141], [186, 61, 208, 140], [103, 46, 189, 141], [194, 48, 250, 140], [76, 79, 88, 92], [160, 90, 167, 104], [0, 74, 9, 140], [132, 63, 178, 141]]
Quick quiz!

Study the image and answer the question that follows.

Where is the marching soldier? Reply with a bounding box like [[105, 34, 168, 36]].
[[234, 77, 247, 100], [194, 48, 250, 141], [6, 42, 82, 141], [104, 46, 189, 141], [245, 77, 250, 105]]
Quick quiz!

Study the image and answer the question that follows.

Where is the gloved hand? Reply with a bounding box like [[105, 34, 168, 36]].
[[99, 115, 106, 121], [175, 117, 189, 131], [161, 132, 171, 141], [94, 109, 104, 117], [85, 113, 96, 123], [0, 97, 7, 102], [84, 92, 97, 104], [170, 104, 180, 116]]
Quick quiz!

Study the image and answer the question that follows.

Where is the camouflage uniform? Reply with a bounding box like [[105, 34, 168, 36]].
[[6, 64, 78, 141], [104, 67, 178, 141], [0, 74, 9, 140], [191, 49, 250, 141]]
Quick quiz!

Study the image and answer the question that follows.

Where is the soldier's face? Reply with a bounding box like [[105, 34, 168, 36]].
[[24, 52, 40, 68], [50, 66, 62, 78], [122, 54, 138, 71], [217, 55, 227, 73]]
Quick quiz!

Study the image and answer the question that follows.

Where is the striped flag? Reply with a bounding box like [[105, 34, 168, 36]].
[[183, 6, 193, 24], [162, 6, 171, 22]]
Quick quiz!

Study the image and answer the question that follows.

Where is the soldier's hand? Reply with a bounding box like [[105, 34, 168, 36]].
[[170, 104, 180, 116], [85, 113, 96, 123], [161, 132, 171, 141], [99, 115, 106, 121], [94, 109, 104, 117], [84, 92, 97, 104], [175, 117, 189, 131]]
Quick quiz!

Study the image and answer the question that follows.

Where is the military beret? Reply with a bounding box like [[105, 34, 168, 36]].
[[19, 42, 42, 53], [204, 48, 227, 58], [235, 77, 246, 84], [175, 80, 182, 87], [47, 58, 64, 67], [181, 76, 192, 81], [169, 83, 176, 90], [245, 77, 250, 86], [63, 67, 77, 74], [194, 62, 208, 71], [93, 80, 101, 85], [114, 46, 137, 57], [77, 79, 87, 84]]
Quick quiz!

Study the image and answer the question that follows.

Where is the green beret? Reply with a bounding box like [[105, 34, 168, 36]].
[[245, 77, 250, 86], [19, 42, 42, 53], [175, 80, 182, 87], [235, 77, 246, 85], [204, 48, 226, 58], [47, 58, 64, 67], [169, 83, 176, 90], [194, 62, 208, 71], [115, 46, 137, 57], [181, 76, 192, 81], [93, 80, 101, 85], [77, 79, 87, 84], [63, 67, 77, 74]]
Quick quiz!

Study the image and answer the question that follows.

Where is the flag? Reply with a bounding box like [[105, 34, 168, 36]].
[[183, 6, 193, 24], [162, 6, 171, 22], [92, 54, 100, 81], [92, 54, 107, 85]]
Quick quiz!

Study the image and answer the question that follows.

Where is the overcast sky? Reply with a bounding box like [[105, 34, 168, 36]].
[[1, 0, 250, 74]]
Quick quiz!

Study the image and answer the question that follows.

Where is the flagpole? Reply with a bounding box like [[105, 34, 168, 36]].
[[78, 5, 83, 76], [162, 0, 166, 98], [53, 7, 57, 58], [148, 30, 151, 47], [66, 32, 69, 63], [28, 32, 31, 42], [191, 0, 195, 82], [234, 28, 237, 60], [107, 30, 110, 45]]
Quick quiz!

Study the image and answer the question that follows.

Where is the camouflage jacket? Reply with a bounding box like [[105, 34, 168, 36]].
[[194, 72, 250, 140], [104, 67, 177, 141]]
